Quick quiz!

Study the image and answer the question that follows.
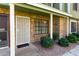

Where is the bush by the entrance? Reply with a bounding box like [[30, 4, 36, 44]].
[[67, 34, 77, 43], [40, 36, 53, 48], [72, 33, 79, 41], [58, 38, 69, 47]]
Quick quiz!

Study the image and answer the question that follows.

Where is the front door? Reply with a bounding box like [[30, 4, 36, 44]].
[[16, 16, 30, 47], [0, 14, 8, 48]]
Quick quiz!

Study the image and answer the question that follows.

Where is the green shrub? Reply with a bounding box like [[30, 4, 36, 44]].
[[72, 33, 79, 41], [67, 34, 77, 43], [58, 38, 69, 47], [40, 36, 53, 48], [53, 32, 59, 40]]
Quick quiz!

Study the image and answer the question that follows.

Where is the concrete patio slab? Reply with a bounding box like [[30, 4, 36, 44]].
[[63, 52, 75, 56], [63, 45, 79, 56], [0, 47, 10, 56], [15, 44, 40, 56], [69, 46, 79, 56]]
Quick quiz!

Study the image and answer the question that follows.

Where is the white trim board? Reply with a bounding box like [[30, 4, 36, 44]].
[[26, 3, 72, 17]]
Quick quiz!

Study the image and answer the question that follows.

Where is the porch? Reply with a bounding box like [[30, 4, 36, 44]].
[[10, 3, 73, 56], [15, 42, 79, 56]]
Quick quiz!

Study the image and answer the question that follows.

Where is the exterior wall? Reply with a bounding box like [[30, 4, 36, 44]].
[[15, 10, 50, 42], [53, 15, 67, 38], [53, 15, 59, 34], [70, 3, 79, 19], [0, 7, 10, 46], [77, 21, 79, 33], [59, 17, 67, 38]]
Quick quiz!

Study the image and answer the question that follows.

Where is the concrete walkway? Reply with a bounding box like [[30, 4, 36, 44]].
[[15, 44, 40, 56], [63, 45, 79, 56], [0, 47, 10, 56]]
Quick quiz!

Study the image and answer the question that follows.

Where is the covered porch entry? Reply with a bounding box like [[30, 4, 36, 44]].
[[10, 3, 71, 56]]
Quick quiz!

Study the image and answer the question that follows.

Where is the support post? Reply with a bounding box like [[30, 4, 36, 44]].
[[10, 3, 15, 56], [50, 13, 53, 39], [67, 17, 70, 36]]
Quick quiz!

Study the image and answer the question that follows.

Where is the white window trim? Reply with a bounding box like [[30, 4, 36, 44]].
[[70, 19, 77, 34], [60, 3, 63, 11], [68, 3, 70, 13]]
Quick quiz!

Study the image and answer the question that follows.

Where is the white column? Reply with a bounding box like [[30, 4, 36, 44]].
[[10, 3, 15, 56], [67, 17, 70, 36], [50, 13, 53, 39]]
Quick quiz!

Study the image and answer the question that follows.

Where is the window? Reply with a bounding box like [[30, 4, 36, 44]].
[[63, 3, 68, 12], [71, 21, 77, 33], [73, 3, 77, 11], [53, 3, 60, 9], [35, 19, 48, 34], [42, 3, 51, 7]]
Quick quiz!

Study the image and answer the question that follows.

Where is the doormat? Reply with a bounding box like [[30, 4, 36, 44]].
[[17, 43, 29, 48]]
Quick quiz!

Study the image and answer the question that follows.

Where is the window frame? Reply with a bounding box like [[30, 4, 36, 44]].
[[34, 18, 49, 35], [70, 20, 77, 34], [53, 3, 60, 10], [73, 3, 78, 11]]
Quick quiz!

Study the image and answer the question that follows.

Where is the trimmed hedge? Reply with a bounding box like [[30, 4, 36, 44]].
[[67, 34, 77, 43], [58, 38, 69, 47], [40, 36, 53, 48]]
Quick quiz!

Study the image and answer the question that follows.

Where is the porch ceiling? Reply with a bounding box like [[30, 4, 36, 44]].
[[15, 3, 72, 18], [0, 3, 9, 9], [15, 5, 49, 16]]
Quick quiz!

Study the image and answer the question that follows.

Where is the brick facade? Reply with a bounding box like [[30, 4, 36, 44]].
[[15, 10, 50, 42], [59, 17, 67, 38]]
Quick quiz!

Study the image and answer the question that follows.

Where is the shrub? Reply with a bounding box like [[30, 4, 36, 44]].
[[67, 34, 77, 43], [72, 33, 79, 41], [40, 36, 53, 48], [58, 38, 69, 47], [53, 32, 59, 40]]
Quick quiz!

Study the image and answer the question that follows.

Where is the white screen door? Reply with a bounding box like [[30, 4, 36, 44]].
[[16, 16, 30, 45]]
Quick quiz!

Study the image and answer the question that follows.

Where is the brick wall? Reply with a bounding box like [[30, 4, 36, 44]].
[[53, 15, 60, 34], [59, 17, 67, 38], [15, 10, 50, 42]]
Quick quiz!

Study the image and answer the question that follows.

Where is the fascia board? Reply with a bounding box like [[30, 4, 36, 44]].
[[27, 3, 73, 17]]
